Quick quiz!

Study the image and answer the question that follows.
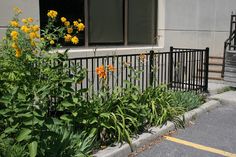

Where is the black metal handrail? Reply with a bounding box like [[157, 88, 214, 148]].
[[222, 14, 236, 77]]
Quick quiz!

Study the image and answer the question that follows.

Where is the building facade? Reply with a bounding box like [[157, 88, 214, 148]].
[[0, 0, 236, 58]]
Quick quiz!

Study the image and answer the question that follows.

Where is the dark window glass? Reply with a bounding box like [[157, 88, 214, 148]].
[[128, 0, 156, 44], [89, 0, 124, 45], [39, 0, 85, 46]]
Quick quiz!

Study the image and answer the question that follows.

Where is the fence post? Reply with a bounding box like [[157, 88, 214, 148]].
[[168, 46, 173, 89], [149, 50, 154, 86], [204, 47, 209, 92]]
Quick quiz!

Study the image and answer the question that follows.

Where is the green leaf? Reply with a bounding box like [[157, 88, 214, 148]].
[[4, 123, 19, 134], [62, 78, 73, 83], [28, 141, 38, 157], [61, 87, 74, 93], [16, 128, 32, 142], [18, 93, 27, 101], [100, 113, 110, 118], [132, 95, 138, 101], [60, 114, 72, 122], [61, 101, 75, 107], [72, 97, 79, 103]]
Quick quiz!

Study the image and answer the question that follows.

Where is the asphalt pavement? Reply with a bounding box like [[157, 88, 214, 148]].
[[137, 93, 236, 157]]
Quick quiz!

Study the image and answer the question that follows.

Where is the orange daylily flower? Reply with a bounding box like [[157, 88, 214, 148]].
[[108, 64, 115, 72], [96, 65, 107, 79]]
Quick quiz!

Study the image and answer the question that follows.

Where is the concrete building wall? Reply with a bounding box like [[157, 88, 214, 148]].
[[158, 0, 236, 57], [0, 0, 39, 38], [0, 0, 235, 57]]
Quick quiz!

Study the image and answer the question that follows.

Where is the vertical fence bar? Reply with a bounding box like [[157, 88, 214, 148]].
[[116, 57, 119, 87], [164, 53, 167, 84], [188, 51, 191, 91], [91, 58, 94, 95], [146, 54, 149, 89], [169, 47, 173, 89], [204, 47, 209, 92], [134, 55, 137, 86], [149, 50, 154, 86], [200, 51, 203, 91]]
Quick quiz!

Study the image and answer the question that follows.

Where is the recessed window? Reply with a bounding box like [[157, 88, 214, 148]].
[[39, 0, 157, 46]]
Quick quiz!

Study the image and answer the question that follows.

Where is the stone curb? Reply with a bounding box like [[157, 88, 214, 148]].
[[93, 100, 221, 157], [209, 91, 236, 106]]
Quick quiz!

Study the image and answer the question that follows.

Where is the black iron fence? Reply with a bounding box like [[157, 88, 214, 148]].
[[66, 47, 209, 94]]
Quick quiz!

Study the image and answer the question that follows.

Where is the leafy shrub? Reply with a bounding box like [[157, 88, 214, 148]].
[[170, 91, 204, 111], [0, 8, 92, 157], [0, 8, 205, 157], [140, 85, 185, 128]]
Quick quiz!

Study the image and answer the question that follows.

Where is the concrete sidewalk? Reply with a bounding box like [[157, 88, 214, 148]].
[[136, 90, 236, 157]]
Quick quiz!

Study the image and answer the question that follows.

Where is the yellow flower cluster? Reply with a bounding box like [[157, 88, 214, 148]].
[[10, 31, 18, 41], [60, 17, 83, 44], [28, 17, 33, 23], [71, 36, 79, 44], [61, 17, 67, 23], [73, 20, 85, 32], [64, 34, 72, 42], [13, 7, 22, 14], [9, 12, 41, 57], [10, 20, 19, 27], [22, 18, 27, 23], [64, 21, 70, 27], [11, 40, 21, 58], [67, 27, 73, 34], [15, 48, 21, 58], [47, 10, 58, 19]]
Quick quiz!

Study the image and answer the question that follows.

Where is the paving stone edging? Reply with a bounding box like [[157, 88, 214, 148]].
[[93, 100, 221, 157]]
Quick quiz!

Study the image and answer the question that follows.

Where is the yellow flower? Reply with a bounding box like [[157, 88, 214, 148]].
[[47, 10, 58, 19], [31, 25, 40, 32], [77, 23, 85, 31], [71, 36, 79, 44], [61, 17, 67, 23], [64, 21, 70, 27], [22, 18, 27, 23], [13, 7, 22, 14], [10, 21, 19, 27], [64, 34, 72, 42], [15, 48, 21, 58], [21, 25, 30, 33], [12, 42, 18, 49], [41, 38, 45, 41], [31, 40, 36, 47], [50, 40, 55, 45], [67, 27, 73, 34], [73, 21, 79, 27], [27, 17, 33, 23], [35, 32, 40, 38], [29, 32, 36, 39], [78, 18, 82, 22], [10, 31, 18, 40]]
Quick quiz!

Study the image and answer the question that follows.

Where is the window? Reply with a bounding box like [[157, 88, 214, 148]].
[[128, 0, 157, 44], [39, 0, 157, 46], [39, 0, 85, 46]]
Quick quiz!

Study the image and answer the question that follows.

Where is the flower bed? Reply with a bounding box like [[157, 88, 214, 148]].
[[0, 8, 204, 157]]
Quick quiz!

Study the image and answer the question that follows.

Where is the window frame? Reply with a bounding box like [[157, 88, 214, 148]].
[[39, 0, 158, 47]]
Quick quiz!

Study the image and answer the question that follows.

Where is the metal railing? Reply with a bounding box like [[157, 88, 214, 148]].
[[222, 14, 236, 77], [65, 46, 209, 95]]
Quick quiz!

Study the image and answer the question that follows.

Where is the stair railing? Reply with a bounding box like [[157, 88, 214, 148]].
[[222, 14, 236, 77]]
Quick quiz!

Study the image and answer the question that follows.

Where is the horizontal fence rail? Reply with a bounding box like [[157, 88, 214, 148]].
[[64, 46, 209, 96]]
